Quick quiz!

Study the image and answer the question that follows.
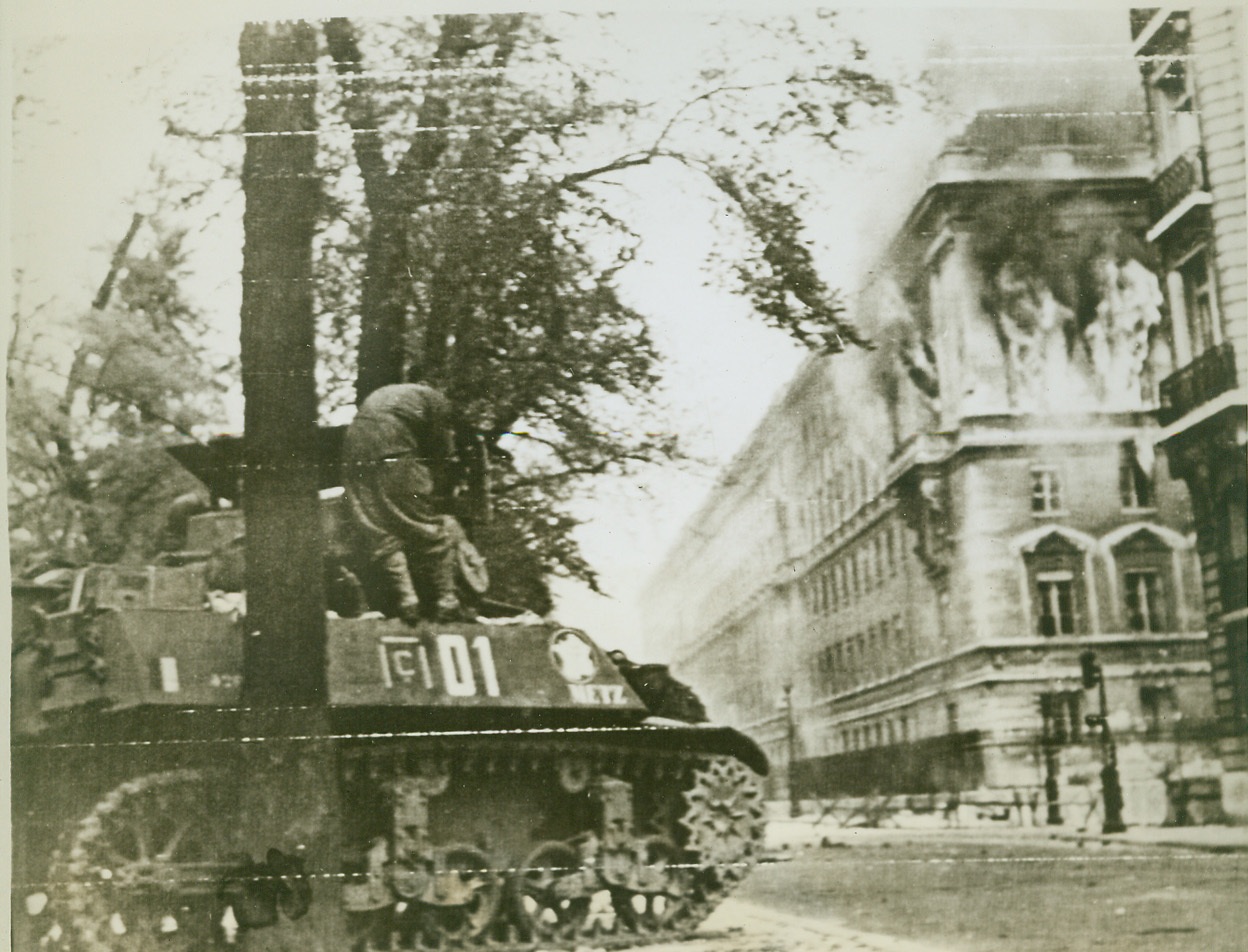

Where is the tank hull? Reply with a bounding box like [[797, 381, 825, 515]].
[[13, 614, 767, 950]]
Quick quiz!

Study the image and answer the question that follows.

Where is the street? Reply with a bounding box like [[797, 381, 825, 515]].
[[628, 828, 1248, 952]]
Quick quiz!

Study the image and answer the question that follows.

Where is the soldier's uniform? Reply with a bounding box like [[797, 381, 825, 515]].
[[342, 384, 465, 623]]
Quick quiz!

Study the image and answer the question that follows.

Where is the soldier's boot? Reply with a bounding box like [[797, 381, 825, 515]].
[[430, 541, 467, 623], [378, 551, 421, 625]]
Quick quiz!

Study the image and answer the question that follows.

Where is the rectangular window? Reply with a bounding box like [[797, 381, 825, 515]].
[[1030, 466, 1063, 513], [1180, 250, 1218, 357], [1119, 442, 1154, 510], [1139, 685, 1176, 738], [1041, 691, 1083, 744], [946, 702, 959, 734], [1125, 570, 1163, 632], [1036, 571, 1077, 635]]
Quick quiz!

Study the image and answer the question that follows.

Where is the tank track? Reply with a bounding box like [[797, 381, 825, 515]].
[[34, 733, 765, 951]]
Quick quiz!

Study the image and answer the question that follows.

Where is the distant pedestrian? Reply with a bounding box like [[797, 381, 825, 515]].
[[944, 791, 961, 827]]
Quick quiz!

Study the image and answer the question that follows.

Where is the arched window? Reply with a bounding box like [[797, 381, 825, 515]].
[[1101, 523, 1191, 634], [1025, 533, 1089, 636], [1114, 531, 1172, 632]]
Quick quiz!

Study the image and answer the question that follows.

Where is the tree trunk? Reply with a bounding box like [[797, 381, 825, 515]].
[[238, 20, 326, 706], [324, 16, 477, 402]]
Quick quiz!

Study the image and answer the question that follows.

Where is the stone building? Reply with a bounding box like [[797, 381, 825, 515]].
[[1130, 6, 1247, 820], [641, 111, 1225, 825]]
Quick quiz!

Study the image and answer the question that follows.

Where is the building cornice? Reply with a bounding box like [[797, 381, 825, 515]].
[[799, 633, 1211, 726]]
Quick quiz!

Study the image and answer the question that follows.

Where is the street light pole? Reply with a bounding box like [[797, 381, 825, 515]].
[[1041, 715, 1063, 826], [1080, 651, 1126, 835], [784, 683, 800, 818]]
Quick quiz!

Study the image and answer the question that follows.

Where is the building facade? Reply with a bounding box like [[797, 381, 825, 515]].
[[1131, 6, 1247, 819], [642, 113, 1227, 825]]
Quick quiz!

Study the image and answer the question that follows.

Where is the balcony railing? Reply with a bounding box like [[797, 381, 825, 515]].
[[1152, 148, 1210, 222], [1158, 342, 1238, 425]]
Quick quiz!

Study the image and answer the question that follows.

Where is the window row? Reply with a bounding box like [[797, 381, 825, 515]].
[[1042, 685, 1179, 743], [1023, 526, 1183, 637], [812, 615, 914, 695], [795, 456, 884, 544], [799, 523, 907, 617], [839, 714, 912, 753], [1028, 443, 1155, 516]]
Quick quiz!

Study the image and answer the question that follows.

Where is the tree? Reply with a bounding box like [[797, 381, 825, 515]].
[[6, 214, 230, 571], [311, 12, 901, 595]]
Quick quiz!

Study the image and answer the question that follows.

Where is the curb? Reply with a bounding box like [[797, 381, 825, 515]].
[[767, 818, 1248, 855]]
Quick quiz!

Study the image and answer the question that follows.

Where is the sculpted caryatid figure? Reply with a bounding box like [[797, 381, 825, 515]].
[[1085, 254, 1164, 409], [989, 262, 1087, 411]]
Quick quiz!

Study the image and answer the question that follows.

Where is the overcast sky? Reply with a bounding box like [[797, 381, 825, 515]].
[[4, 1, 1144, 655]]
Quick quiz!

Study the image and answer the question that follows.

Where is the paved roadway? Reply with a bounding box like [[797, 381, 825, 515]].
[[590, 821, 1248, 952], [630, 897, 950, 952]]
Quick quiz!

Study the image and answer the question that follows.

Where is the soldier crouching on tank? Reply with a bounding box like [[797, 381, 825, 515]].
[[342, 381, 475, 624]]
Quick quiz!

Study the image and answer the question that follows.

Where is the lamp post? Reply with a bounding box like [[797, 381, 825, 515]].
[[1040, 700, 1063, 826], [1172, 710, 1190, 827], [1080, 651, 1126, 834], [783, 683, 800, 818]]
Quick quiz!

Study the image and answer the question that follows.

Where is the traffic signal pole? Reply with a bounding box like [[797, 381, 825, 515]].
[[1081, 651, 1127, 834]]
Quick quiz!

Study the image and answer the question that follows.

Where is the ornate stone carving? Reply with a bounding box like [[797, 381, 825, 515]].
[[988, 263, 1093, 411], [1085, 256, 1164, 409]]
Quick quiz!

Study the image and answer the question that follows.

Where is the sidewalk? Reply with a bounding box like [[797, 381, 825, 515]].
[[764, 809, 1248, 854]]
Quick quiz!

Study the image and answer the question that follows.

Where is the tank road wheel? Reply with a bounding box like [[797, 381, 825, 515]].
[[414, 845, 501, 948], [50, 770, 234, 952], [681, 757, 766, 897], [513, 842, 591, 943], [609, 836, 690, 936]]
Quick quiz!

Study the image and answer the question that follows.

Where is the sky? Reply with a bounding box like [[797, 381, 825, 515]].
[[4, 1, 1145, 656]]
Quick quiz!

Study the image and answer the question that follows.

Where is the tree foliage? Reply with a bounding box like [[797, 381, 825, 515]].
[[310, 12, 900, 595], [7, 217, 230, 570], [9, 12, 902, 601]]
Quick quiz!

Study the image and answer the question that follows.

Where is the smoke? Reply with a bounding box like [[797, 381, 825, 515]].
[[837, 5, 1147, 294]]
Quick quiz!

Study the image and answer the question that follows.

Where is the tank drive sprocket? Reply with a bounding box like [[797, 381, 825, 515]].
[[681, 756, 767, 898]]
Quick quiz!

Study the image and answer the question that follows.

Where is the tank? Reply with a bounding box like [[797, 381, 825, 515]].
[[12, 491, 768, 951]]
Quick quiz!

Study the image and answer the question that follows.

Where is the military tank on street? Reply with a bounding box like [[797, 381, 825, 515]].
[[13, 29, 767, 946], [11, 441, 769, 952]]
